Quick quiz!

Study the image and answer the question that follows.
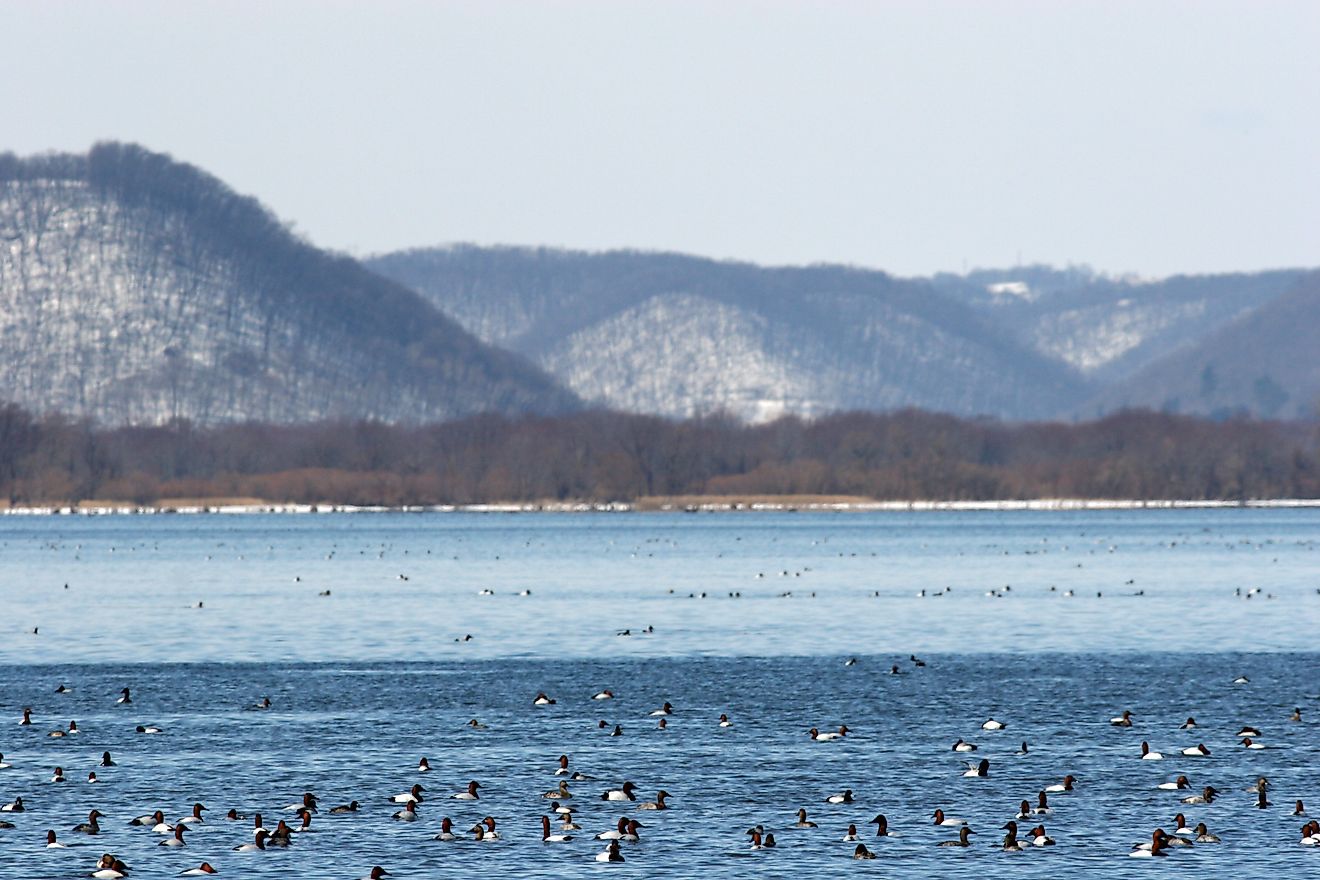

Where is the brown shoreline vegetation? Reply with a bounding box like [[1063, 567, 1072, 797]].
[[2, 403, 1318, 508]]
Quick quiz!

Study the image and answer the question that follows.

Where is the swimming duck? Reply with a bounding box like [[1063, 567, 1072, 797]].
[[1301, 821, 1320, 845], [932, 809, 966, 826], [1140, 741, 1163, 760], [793, 808, 818, 828], [478, 816, 500, 839], [1044, 775, 1076, 793], [1033, 792, 1052, 814], [46, 830, 67, 848], [178, 803, 207, 825], [1194, 822, 1220, 843], [51, 766, 66, 782], [434, 817, 457, 840], [100, 752, 115, 767], [329, 801, 360, 814], [128, 809, 165, 828], [72, 810, 104, 834], [639, 790, 670, 810], [809, 725, 850, 741], [91, 855, 131, 878], [533, 693, 556, 705], [649, 702, 673, 716], [544, 781, 572, 799], [390, 784, 425, 804], [843, 823, 860, 841], [417, 757, 431, 773], [1180, 717, 1197, 729], [135, 725, 162, 734], [1001, 821, 1024, 851], [1241, 737, 1265, 749], [825, 789, 854, 804], [596, 817, 630, 840], [391, 802, 418, 821], [117, 688, 132, 704], [938, 827, 975, 846], [718, 714, 733, 727], [596, 840, 625, 861], [540, 815, 572, 842], [871, 814, 895, 836], [952, 738, 977, 752], [853, 843, 878, 859], [1110, 710, 1134, 727], [1295, 800, 1306, 816], [592, 690, 615, 700], [1157, 775, 1191, 790], [159, 825, 188, 847], [451, 780, 481, 800], [1130, 830, 1168, 857], [179, 863, 219, 875], [1016, 800, 1033, 819], [1027, 825, 1055, 846], [1171, 813, 1195, 836], [1237, 725, 1263, 737], [19, 708, 32, 725], [1181, 786, 1218, 805], [234, 830, 269, 851], [619, 819, 642, 842], [962, 759, 989, 778], [602, 781, 637, 801], [0, 753, 10, 769], [981, 718, 1006, 730], [283, 792, 318, 812]]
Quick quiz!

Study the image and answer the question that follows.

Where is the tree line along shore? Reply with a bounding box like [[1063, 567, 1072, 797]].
[[1, 404, 1317, 508]]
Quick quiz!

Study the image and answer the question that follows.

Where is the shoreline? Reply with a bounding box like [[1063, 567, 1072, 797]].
[[2, 495, 1319, 516]]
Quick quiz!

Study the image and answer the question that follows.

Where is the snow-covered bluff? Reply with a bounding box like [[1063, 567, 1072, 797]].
[[0, 145, 576, 424]]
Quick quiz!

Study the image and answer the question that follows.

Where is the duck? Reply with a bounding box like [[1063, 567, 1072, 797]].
[[329, 800, 360, 814], [477, 816, 500, 839], [718, 714, 733, 727], [540, 815, 572, 842], [224, 809, 244, 821], [871, 814, 896, 836], [1233, 675, 1250, 684], [1027, 825, 1055, 846], [251, 813, 266, 836], [793, 808, 818, 828], [1001, 821, 1024, 851], [1181, 743, 1210, 756], [91, 855, 131, 878], [548, 800, 573, 815], [746, 829, 769, 850], [610, 724, 623, 736], [981, 718, 1006, 730], [129, 809, 166, 827], [51, 766, 66, 782], [952, 738, 977, 752], [962, 759, 989, 778], [596, 817, 630, 840], [1110, 710, 1135, 727], [1194, 822, 1220, 843], [117, 687, 132, 704], [135, 725, 162, 734], [555, 755, 571, 775], [451, 780, 481, 800], [1301, 821, 1320, 845], [1130, 830, 1168, 857], [1258, 788, 1272, 809], [179, 863, 219, 876], [544, 781, 572, 799], [100, 752, 115, 767], [1241, 737, 1265, 749], [809, 725, 849, 741], [234, 829, 269, 852], [267, 820, 294, 846], [1171, 813, 1194, 836], [639, 790, 670, 810], [1157, 775, 1191, 790], [1033, 792, 1052, 814], [0, 753, 10, 769], [853, 843, 878, 859], [938, 826, 975, 846], [86, 772, 98, 783], [619, 819, 642, 842], [558, 814, 582, 831], [592, 690, 615, 700], [1180, 717, 1197, 729], [1016, 741, 1029, 754], [283, 792, 318, 812], [178, 803, 207, 825], [932, 809, 966, 826], [1181, 786, 1218, 805], [649, 702, 674, 716], [391, 802, 418, 821], [596, 840, 625, 861], [73, 810, 104, 834], [1044, 775, 1076, 793], [1140, 741, 1163, 760], [1016, 800, 1033, 819], [825, 789, 854, 804], [602, 781, 638, 801], [533, 693, 556, 705], [1295, 800, 1307, 816], [390, 784, 425, 804], [46, 830, 67, 848], [19, 708, 32, 725], [159, 825, 188, 847], [425, 815, 454, 840], [417, 757, 431, 773], [2, 797, 25, 812]]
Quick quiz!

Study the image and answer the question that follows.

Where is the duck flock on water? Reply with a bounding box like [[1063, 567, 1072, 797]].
[[1, 662, 1316, 878]]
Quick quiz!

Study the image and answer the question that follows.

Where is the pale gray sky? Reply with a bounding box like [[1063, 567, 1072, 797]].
[[4, 0, 1316, 277]]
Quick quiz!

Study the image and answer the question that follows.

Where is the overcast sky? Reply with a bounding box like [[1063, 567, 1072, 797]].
[[4, 0, 1316, 278]]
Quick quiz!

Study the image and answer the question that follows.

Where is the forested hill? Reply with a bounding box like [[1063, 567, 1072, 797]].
[[0, 144, 578, 425], [369, 246, 1316, 422]]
